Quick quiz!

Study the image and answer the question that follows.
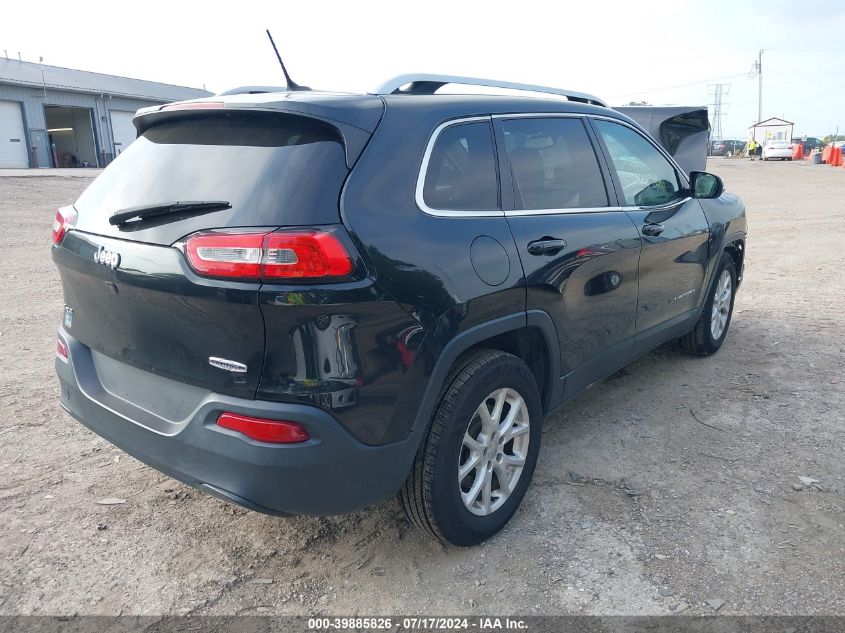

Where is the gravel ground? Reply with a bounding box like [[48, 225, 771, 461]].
[[0, 159, 843, 616]]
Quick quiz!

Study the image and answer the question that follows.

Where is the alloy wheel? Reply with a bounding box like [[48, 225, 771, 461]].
[[458, 388, 530, 516], [710, 269, 732, 340]]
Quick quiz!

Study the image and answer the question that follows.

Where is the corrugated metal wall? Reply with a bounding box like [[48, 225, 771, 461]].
[[0, 83, 161, 167]]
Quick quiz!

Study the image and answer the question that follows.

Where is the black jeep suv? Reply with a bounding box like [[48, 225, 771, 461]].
[[52, 75, 746, 546]]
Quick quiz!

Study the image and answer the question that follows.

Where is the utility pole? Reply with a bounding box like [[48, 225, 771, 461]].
[[755, 49, 763, 123]]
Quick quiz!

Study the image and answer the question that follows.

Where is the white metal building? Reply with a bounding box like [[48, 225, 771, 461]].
[[0, 57, 211, 168], [748, 117, 794, 144]]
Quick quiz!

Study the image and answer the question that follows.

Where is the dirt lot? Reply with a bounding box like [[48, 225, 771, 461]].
[[0, 160, 843, 616]]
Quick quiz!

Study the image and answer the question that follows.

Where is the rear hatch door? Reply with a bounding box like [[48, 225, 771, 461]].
[[53, 109, 353, 397]]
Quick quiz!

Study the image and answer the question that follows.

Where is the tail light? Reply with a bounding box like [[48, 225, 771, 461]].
[[52, 206, 78, 245], [216, 412, 309, 443], [56, 336, 69, 363], [184, 230, 354, 281]]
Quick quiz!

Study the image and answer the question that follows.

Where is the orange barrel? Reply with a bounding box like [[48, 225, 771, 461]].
[[792, 143, 803, 160], [822, 145, 832, 163]]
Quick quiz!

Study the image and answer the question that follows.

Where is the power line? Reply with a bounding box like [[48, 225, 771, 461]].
[[768, 70, 845, 75], [609, 73, 747, 100]]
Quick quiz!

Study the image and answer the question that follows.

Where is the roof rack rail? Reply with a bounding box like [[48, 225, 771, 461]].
[[217, 85, 287, 96], [371, 74, 607, 108]]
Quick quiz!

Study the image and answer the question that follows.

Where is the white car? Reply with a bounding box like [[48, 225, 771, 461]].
[[762, 140, 794, 161]]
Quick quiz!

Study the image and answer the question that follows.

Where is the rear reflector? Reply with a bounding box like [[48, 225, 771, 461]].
[[184, 230, 353, 280], [52, 206, 78, 245], [56, 336, 69, 363], [216, 412, 309, 444]]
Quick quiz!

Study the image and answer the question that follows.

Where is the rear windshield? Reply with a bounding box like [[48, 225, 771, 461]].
[[74, 111, 349, 238]]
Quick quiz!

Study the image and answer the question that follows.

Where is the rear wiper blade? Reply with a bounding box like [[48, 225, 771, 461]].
[[109, 201, 231, 226]]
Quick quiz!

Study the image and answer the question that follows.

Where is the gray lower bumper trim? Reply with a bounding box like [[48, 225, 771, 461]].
[[56, 330, 423, 516]]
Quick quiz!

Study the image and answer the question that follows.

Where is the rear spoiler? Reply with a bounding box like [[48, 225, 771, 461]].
[[616, 106, 710, 174], [133, 95, 385, 169]]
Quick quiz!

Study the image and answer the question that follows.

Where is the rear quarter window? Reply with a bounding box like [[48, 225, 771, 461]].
[[422, 121, 499, 212]]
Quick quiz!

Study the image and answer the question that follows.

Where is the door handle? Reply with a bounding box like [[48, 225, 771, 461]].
[[642, 223, 665, 237], [527, 238, 567, 256]]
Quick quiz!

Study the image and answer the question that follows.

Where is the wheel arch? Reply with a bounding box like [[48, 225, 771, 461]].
[[458, 312, 561, 413], [410, 311, 561, 436], [723, 237, 745, 286], [696, 233, 744, 319]]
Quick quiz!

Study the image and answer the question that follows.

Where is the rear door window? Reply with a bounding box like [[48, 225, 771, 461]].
[[500, 117, 608, 210], [422, 121, 499, 211], [593, 120, 683, 207]]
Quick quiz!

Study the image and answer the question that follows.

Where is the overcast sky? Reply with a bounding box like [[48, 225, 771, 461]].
[[2, 0, 844, 138]]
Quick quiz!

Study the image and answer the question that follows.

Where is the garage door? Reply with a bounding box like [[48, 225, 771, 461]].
[[110, 111, 137, 156], [0, 100, 29, 168]]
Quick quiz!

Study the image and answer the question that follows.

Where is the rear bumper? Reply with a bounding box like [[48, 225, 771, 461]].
[[55, 329, 423, 516]]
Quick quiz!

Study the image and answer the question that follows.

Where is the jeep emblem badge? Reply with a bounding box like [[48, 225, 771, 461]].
[[93, 246, 121, 270]]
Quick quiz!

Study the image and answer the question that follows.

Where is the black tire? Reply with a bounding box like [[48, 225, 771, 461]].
[[679, 252, 737, 356], [400, 349, 542, 546]]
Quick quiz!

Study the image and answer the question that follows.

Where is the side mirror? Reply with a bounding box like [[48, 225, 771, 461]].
[[690, 171, 723, 199]]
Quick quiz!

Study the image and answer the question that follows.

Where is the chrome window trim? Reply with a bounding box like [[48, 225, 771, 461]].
[[416, 112, 691, 219], [619, 196, 693, 213], [415, 116, 505, 219], [505, 206, 622, 217]]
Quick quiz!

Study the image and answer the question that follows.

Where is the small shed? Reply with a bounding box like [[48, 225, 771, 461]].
[[749, 117, 794, 144]]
